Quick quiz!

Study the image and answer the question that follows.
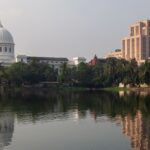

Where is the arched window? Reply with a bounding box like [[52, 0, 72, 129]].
[[0, 47, 2, 52], [5, 47, 7, 52]]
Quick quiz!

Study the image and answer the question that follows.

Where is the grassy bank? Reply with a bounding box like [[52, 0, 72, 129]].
[[60, 86, 102, 92], [3, 84, 150, 93]]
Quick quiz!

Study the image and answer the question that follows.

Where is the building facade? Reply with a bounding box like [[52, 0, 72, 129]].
[[72, 57, 86, 66], [0, 21, 15, 66], [107, 49, 123, 59], [89, 55, 106, 66], [122, 20, 150, 64], [17, 55, 68, 71], [67, 57, 87, 68]]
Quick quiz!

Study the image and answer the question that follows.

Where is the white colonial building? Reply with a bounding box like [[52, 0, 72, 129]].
[[68, 57, 86, 67], [0, 21, 15, 66], [73, 57, 86, 65], [17, 55, 68, 71]]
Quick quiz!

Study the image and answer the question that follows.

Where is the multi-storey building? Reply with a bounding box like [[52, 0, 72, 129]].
[[72, 57, 86, 66], [122, 20, 150, 64], [68, 57, 86, 68], [107, 49, 123, 59], [17, 55, 68, 72]]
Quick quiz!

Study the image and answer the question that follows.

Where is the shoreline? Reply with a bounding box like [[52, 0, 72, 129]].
[[102, 87, 150, 92], [1, 85, 150, 93]]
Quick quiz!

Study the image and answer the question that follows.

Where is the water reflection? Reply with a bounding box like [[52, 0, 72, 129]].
[[120, 111, 150, 150], [119, 89, 150, 97], [0, 112, 14, 150], [0, 89, 150, 149]]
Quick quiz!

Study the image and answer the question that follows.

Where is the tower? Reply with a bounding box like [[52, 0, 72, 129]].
[[122, 20, 150, 64]]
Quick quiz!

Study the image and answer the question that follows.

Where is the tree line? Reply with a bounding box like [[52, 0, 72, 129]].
[[0, 58, 150, 87], [59, 58, 150, 88]]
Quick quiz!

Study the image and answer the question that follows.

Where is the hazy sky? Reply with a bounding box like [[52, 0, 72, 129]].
[[0, 0, 150, 60]]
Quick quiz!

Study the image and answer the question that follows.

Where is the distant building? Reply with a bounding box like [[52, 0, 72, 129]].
[[0, 21, 15, 66], [67, 57, 86, 68], [89, 55, 106, 66], [67, 60, 75, 68], [122, 20, 150, 64], [107, 49, 123, 59], [17, 55, 68, 71], [73, 57, 86, 65]]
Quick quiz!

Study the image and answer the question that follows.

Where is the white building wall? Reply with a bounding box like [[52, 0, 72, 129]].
[[0, 43, 15, 66]]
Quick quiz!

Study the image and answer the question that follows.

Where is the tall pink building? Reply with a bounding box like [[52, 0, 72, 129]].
[[122, 20, 150, 64]]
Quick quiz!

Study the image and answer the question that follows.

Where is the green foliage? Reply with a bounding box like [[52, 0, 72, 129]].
[[58, 58, 150, 88], [5, 61, 57, 86], [139, 61, 150, 84], [76, 63, 93, 87], [0, 58, 150, 88], [6, 62, 28, 86], [25, 60, 57, 84]]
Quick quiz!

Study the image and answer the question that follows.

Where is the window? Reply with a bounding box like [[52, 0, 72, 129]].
[[127, 39, 130, 59], [136, 38, 139, 60], [136, 26, 139, 35], [122, 40, 125, 58], [131, 27, 134, 36], [0, 47, 2, 52], [142, 28, 146, 35], [5, 47, 7, 52], [142, 37, 146, 59], [122, 40, 125, 51], [132, 39, 135, 58], [9, 48, 11, 52]]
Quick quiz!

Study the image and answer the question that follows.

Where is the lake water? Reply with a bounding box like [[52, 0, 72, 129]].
[[0, 89, 150, 150]]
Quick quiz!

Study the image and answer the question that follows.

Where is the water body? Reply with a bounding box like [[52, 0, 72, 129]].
[[0, 89, 149, 150]]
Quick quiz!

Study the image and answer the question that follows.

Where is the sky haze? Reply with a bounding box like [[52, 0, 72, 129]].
[[0, 0, 150, 60]]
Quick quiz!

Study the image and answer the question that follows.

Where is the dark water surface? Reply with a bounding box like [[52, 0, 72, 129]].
[[0, 89, 150, 150]]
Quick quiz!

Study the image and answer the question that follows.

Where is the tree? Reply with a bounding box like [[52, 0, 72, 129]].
[[76, 62, 93, 87], [26, 60, 57, 84], [139, 61, 150, 84], [6, 62, 28, 86], [6, 61, 58, 86]]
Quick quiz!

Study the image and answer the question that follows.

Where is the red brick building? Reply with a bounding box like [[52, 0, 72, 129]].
[[89, 55, 106, 66]]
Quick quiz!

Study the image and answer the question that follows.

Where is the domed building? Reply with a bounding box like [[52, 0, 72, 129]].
[[0, 21, 15, 66]]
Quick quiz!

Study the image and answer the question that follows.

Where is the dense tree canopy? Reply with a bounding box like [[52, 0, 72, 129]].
[[0, 58, 149, 88], [59, 58, 150, 88], [4, 61, 57, 86]]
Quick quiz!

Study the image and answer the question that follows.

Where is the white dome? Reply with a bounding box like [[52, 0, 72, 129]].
[[0, 22, 14, 44]]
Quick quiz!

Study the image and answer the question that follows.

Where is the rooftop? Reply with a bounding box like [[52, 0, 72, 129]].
[[17, 55, 69, 61]]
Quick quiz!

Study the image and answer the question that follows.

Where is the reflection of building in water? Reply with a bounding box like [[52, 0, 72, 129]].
[[121, 111, 150, 150], [119, 91, 125, 97], [0, 112, 14, 150], [139, 91, 148, 97]]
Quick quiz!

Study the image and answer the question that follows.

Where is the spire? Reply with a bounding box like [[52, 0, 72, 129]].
[[94, 54, 97, 59], [0, 21, 3, 28]]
